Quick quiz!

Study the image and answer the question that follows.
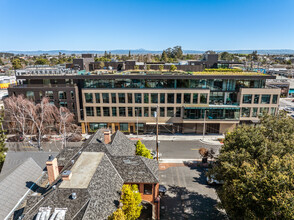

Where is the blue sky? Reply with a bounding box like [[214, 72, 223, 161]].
[[1, 0, 294, 51]]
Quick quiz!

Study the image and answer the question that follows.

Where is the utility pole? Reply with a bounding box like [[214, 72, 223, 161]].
[[156, 106, 159, 161], [202, 110, 207, 140]]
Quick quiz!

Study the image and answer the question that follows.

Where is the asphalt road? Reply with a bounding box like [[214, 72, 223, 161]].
[[137, 140, 221, 159], [159, 166, 227, 219]]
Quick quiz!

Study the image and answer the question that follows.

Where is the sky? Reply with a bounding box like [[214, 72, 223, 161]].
[[0, 0, 294, 51]]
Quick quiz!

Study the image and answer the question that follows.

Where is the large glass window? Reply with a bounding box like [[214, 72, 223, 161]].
[[254, 95, 260, 104], [160, 93, 165, 104], [160, 107, 165, 117], [135, 107, 142, 117], [102, 93, 109, 103], [119, 93, 125, 103], [242, 95, 252, 104], [167, 107, 174, 117], [259, 107, 269, 116], [184, 108, 240, 120], [184, 93, 191, 104], [144, 93, 149, 103], [120, 123, 128, 132], [144, 107, 149, 117], [58, 91, 66, 99], [272, 95, 278, 104], [112, 107, 117, 117], [84, 93, 93, 103], [96, 107, 101, 116], [95, 93, 100, 103], [261, 95, 271, 104], [128, 93, 133, 103], [144, 184, 152, 195], [86, 107, 94, 116], [151, 107, 157, 117], [151, 93, 158, 103], [111, 93, 117, 103], [103, 107, 110, 116], [176, 93, 182, 104], [200, 94, 208, 104], [128, 107, 133, 117], [252, 107, 258, 117], [176, 107, 181, 117], [193, 93, 198, 104], [135, 93, 142, 103], [119, 107, 126, 117], [167, 93, 174, 103], [241, 107, 251, 117]]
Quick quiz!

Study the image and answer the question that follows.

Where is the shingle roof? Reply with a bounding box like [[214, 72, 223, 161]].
[[0, 158, 43, 220], [109, 130, 136, 156]]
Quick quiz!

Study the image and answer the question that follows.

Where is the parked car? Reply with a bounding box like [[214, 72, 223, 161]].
[[159, 185, 167, 196], [151, 150, 162, 159]]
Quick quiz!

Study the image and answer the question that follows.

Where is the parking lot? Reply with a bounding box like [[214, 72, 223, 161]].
[[159, 166, 227, 220]]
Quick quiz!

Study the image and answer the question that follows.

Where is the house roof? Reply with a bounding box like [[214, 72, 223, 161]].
[[0, 157, 43, 220]]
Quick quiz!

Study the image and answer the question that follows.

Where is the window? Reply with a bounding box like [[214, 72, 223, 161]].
[[259, 107, 269, 116], [176, 107, 181, 117], [160, 93, 165, 103], [60, 102, 67, 107], [112, 107, 117, 117], [128, 107, 133, 117], [261, 95, 271, 104], [111, 93, 117, 103], [103, 107, 110, 116], [26, 91, 34, 100], [151, 93, 158, 103], [144, 184, 152, 195], [254, 95, 260, 104], [135, 107, 142, 117], [95, 93, 100, 103], [167, 107, 174, 117], [59, 91, 67, 99], [119, 93, 125, 103], [102, 93, 109, 103], [128, 93, 133, 103], [84, 93, 93, 103], [119, 107, 126, 117], [144, 107, 149, 117], [184, 93, 191, 104], [151, 107, 157, 117], [71, 91, 74, 99], [45, 91, 54, 99], [160, 107, 165, 117], [193, 93, 198, 104], [96, 107, 101, 116], [271, 107, 276, 115], [272, 95, 278, 104], [120, 123, 128, 132], [176, 93, 182, 103], [144, 93, 149, 103], [167, 93, 174, 103], [135, 93, 142, 103], [252, 107, 258, 117], [242, 94, 252, 104], [200, 94, 208, 104], [86, 107, 94, 116], [241, 107, 251, 117]]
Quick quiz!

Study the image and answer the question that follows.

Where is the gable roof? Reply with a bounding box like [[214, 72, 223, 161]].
[[0, 158, 43, 220], [109, 130, 136, 156]]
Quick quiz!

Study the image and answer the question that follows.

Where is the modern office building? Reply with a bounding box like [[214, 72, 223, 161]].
[[8, 70, 280, 134]]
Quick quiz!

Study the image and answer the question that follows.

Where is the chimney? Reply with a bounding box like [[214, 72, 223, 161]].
[[104, 131, 111, 144], [46, 155, 59, 184], [61, 170, 72, 181]]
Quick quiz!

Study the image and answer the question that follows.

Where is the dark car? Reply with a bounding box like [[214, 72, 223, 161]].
[[159, 185, 167, 196], [6, 135, 24, 142]]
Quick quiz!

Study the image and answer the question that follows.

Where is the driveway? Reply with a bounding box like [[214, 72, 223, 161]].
[[159, 166, 227, 220]]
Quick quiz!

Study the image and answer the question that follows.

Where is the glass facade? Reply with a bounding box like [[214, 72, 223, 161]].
[[184, 107, 240, 120], [261, 95, 271, 104]]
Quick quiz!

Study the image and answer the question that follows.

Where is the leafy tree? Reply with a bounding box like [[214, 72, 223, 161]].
[[134, 65, 139, 70], [161, 51, 168, 62], [12, 58, 22, 69], [211, 112, 294, 219], [50, 57, 58, 66], [169, 64, 177, 72], [35, 58, 49, 65], [146, 65, 150, 70], [136, 140, 153, 159], [121, 184, 142, 220], [108, 208, 125, 220], [0, 116, 7, 171], [159, 65, 164, 71], [99, 61, 105, 69]]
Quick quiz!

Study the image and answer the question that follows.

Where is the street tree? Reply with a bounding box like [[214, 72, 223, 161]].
[[135, 140, 153, 159], [121, 184, 142, 220], [169, 64, 177, 72], [211, 112, 294, 219]]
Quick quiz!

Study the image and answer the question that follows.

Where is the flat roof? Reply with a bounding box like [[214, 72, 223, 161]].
[[59, 152, 104, 189]]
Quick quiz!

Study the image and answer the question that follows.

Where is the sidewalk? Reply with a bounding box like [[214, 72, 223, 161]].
[[127, 134, 224, 142]]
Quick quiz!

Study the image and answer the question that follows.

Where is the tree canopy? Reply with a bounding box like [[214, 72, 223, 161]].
[[135, 140, 153, 159], [35, 58, 49, 65], [169, 64, 177, 72], [211, 112, 294, 219], [0, 115, 7, 171], [120, 184, 142, 220]]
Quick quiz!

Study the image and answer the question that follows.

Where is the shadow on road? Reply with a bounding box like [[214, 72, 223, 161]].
[[161, 185, 227, 220]]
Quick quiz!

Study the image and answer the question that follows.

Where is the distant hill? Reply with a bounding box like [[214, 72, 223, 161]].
[[2, 49, 294, 55]]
